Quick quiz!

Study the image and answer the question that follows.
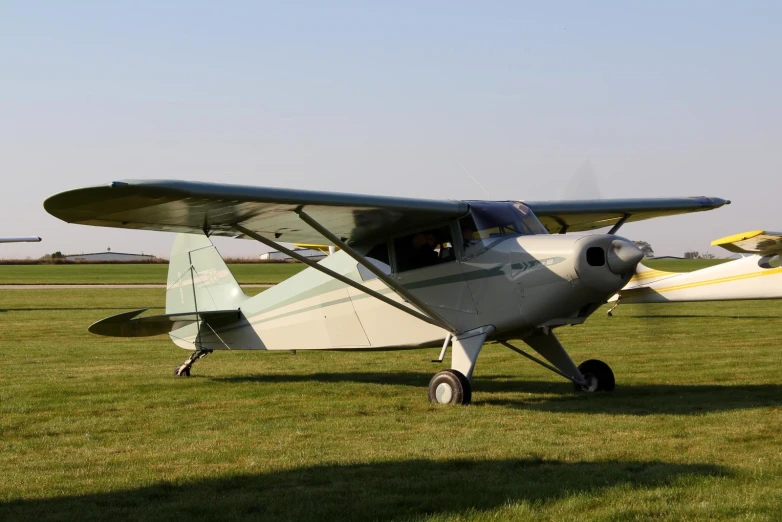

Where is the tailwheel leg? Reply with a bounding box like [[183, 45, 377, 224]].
[[606, 302, 619, 317], [174, 349, 213, 377]]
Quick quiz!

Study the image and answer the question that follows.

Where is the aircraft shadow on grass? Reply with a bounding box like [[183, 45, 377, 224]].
[[0, 458, 728, 522], [212, 372, 782, 416]]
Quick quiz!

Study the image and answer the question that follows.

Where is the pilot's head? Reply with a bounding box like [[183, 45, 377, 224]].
[[412, 232, 436, 249], [461, 224, 476, 242]]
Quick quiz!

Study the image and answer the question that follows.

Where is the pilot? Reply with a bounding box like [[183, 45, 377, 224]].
[[408, 232, 439, 269], [461, 223, 478, 248]]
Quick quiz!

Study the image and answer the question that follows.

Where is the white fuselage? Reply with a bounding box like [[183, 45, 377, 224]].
[[613, 255, 782, 304], [170, 233, 639, 352]]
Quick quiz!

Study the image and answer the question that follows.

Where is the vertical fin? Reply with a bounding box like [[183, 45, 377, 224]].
[[166, 234, 248, 315]]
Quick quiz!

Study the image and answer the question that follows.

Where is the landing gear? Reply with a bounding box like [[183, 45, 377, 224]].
[[575, 359, 615, 392], [428, 326, 494, 405], [174, 349, 213, 377], [499, 329, 617, 392], [428, 370, 472, 405]]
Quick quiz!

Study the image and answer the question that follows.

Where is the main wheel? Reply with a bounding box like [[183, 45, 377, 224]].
[[428, 369, 472, 405], [174, 365, 191, 377], [575, 359, 615, 392]]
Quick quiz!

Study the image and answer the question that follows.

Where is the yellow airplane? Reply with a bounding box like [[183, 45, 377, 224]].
[[608, 230, 782, 314]]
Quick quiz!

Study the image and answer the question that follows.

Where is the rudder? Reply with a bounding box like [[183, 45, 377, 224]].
[[166, 234, 248, 314]]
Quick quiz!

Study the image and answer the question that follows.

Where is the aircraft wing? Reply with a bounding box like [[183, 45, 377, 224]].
[[0, 237, 41, 243], [524, 197, 730, 234], [45, 180, 729, 243], [44, 180, 469, 245], [711, 230, 782, 255]]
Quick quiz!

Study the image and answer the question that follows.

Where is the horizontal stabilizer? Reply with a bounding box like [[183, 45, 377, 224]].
[[711, 230, 782, 254], [89, 308, 241, 337]]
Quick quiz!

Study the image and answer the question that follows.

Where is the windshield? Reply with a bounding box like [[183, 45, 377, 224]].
[[463, 201, 547, 239], [459, 201, 547, 260]]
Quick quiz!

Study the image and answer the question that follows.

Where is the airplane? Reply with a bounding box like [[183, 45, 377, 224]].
[[607, 230, 782, 314], [44, 180, 729, 404], [0, 237, 41, 243]]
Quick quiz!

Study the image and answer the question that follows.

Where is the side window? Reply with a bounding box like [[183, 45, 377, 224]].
[[357, 241, 391, 281], [366, 242, 390, 265], [758, 254, 780, 269], [393, 226, 454, 273], [459, 216, 483, 259]]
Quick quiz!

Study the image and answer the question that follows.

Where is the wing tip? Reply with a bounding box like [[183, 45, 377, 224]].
[[710, 230, 765, 248]]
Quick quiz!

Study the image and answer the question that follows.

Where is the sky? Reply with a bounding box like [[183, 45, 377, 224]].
[[1, 1, 780, 259]]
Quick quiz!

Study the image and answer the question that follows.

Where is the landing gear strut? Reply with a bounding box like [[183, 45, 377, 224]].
[[499, 329, 616, 392], [174, 349, 213, 377], [428, 326, 494, 406]]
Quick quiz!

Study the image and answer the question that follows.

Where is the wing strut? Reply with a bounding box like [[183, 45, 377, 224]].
[[295, 209, 458, 333], [231, 224, 456, 333], [608, 214, 630, 235]]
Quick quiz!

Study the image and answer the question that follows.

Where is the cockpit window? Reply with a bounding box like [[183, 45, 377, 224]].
[[464, 201, 547, 238], [459, 202, 547, 260], [758, 254, 780, 269], [394, 226, 454, 273]]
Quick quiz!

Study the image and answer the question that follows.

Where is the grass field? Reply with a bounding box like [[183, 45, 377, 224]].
[[644, 258, 727, 272], [0, 258, 726, 285], [0, 263, 305, 284], [1, 284, 780, 520]]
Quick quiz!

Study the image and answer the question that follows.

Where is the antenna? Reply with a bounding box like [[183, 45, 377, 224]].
[[461, 164, 492, 199]]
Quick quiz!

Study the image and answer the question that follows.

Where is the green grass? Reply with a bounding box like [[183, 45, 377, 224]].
[[0, 263, 305, 284], [0, 259, 727, 285], [644, 258, 728, 272], [1, 288, 780, 520]]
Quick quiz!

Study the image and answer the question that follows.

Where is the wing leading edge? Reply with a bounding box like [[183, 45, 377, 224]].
[[44, 180, 469, 246], [525, 197, 730, 234], [45, 180, 730, 243]]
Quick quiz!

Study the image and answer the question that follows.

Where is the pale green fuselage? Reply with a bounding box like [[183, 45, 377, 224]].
[[167, 232, 634, 352]]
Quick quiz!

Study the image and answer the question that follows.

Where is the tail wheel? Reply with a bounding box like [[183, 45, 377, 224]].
[[576, 359, 615, 392], [428, 369, 472, 405]]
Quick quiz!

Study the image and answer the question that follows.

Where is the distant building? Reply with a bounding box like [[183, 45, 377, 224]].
[[259, 248, 326, 262], [64, 252, 156, 262]]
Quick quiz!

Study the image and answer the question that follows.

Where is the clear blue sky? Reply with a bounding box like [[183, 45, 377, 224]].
[[2, 1, 780, 258]]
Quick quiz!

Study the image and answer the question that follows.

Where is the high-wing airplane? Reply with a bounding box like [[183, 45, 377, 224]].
[[607, 230, 782, 314], [0, 237, 41, 243], [44, 180, 729, 404]]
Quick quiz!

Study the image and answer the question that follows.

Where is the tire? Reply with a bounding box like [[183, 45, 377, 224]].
[[576, 359, 615, 392], [428, 369, 472, 405]]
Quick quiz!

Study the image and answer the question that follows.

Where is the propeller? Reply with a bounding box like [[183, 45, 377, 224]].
[[560, 161, 659, 325]]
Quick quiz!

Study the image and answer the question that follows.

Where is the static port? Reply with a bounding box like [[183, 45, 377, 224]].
[[586, 247, 606, 267]]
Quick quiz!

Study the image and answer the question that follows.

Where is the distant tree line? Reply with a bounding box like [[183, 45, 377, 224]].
[[631, 241, 719, 260], [632, 241, 654, 258], [683, 251, 716, 259]]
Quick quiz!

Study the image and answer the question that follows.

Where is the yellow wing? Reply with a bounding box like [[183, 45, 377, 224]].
[[711, 230, 782, 254]]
